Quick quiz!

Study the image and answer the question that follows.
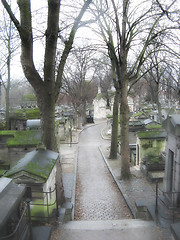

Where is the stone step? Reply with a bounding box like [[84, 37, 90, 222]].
[[59, 219, 165, 240]]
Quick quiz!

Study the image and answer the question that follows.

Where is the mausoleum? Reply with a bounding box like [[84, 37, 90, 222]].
[[5, 149, 64, 221], [163, 114, 180, 207]]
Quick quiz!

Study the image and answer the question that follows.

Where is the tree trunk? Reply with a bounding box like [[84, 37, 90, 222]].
[[2, 0, 92, 149], [109, 89, 120, 159], [6, 56, 10, 130], [157, 95, 162, 123], [82, 102, 87, 126], [120, 80, 131, 179], [119, 0, 131, 179], [38, 92, 57, 151], [156, 82, 162, 123]]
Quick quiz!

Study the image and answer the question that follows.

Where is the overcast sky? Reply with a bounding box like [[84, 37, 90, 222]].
[[0, 0, 179, 83]]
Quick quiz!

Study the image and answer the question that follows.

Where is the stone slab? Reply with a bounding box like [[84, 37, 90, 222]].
[[171, 222, 180, 240], [32, 226, 51, 240], [59, 219, 164, 240], [148, 171, 164, 180], [62, 173, 74, 200]]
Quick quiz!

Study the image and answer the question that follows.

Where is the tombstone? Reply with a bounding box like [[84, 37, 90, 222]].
[[0, 177, 28, 239], [162, 114, 180, 207], [5, 149, 64, 222], [136, 130, 166, 180]]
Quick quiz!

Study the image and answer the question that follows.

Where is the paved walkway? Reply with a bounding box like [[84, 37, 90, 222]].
[[50, 121, 172, 240], [74, 123, 132, 220]]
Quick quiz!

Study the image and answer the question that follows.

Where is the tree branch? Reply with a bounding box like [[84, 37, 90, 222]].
[[1, 0, 22, 34], [55, 0, 92, 100]]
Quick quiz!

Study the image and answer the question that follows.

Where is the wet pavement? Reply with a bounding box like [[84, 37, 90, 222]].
[[74, 123, 132, 220]]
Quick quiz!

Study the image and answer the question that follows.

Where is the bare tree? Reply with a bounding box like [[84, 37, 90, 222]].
[[62, 47, 97, 127], [1, 0, 92, 150], [92, 0, 179, 178], [0, 3, 20, 129]]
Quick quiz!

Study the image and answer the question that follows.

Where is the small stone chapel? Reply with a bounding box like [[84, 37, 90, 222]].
[[93, 87, 107, 120]]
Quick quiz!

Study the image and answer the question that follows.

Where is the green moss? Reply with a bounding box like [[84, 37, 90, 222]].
[[0, 130, 16, 136], [146, 125, 162, 130], [138, 130, 165, 139], [25, 161, 55, 179], [4, 150, 58, 181], [140, 136, 165, 164], [25, 108, 40, 119], [22, 94, 37, 101], [147, 154, 161, 164], [30, 199, 56, 220], [0, 120, 5, 130], [132, 111, 143, 117], [142, 143, 151, 149], [132, 110, 150, 118], [11, 109, 25, 119], [10, 108, 40, 120], [6, 130, 41, 147], [0, 169, 7, 176]]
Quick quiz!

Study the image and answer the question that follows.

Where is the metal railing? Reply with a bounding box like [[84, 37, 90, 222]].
[[0, 184, 60, 240], [0, 201, 32, 240], [29, 184, 59, 223]]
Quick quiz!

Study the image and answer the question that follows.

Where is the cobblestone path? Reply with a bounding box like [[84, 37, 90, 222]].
[[74, 123, 132, 220]]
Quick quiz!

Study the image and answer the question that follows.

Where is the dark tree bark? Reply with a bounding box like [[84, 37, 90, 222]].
[[119, 0, 131, 179], [109, 89, 120, 159]]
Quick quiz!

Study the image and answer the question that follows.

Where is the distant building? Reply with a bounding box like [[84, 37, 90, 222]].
[[93, 87, 107, 120], [93, 86, 135, 120]]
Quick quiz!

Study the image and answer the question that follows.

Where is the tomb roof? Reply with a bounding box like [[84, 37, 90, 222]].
[[5, 150, 59, 182], [137, 130, 166, 139], [163, 114, 180, 136]]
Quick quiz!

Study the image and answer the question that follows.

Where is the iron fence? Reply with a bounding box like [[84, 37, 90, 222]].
[[0, 184, 59, 240], [29, 184, 59, 223], [0, 201, 32, 240]]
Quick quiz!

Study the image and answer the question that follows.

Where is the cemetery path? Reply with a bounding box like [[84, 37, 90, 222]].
[[74, 122, 132, 220], [50, 121, 167, 240]]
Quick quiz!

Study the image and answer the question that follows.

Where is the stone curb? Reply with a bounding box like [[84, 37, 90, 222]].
[[71, 146, 78, 220]]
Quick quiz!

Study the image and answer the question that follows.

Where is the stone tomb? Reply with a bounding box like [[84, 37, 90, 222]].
[[5, 149, 64, 221], [0, 177, 28, 239], [136, 130, 166, 180], [163, 114, 180, 207]]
